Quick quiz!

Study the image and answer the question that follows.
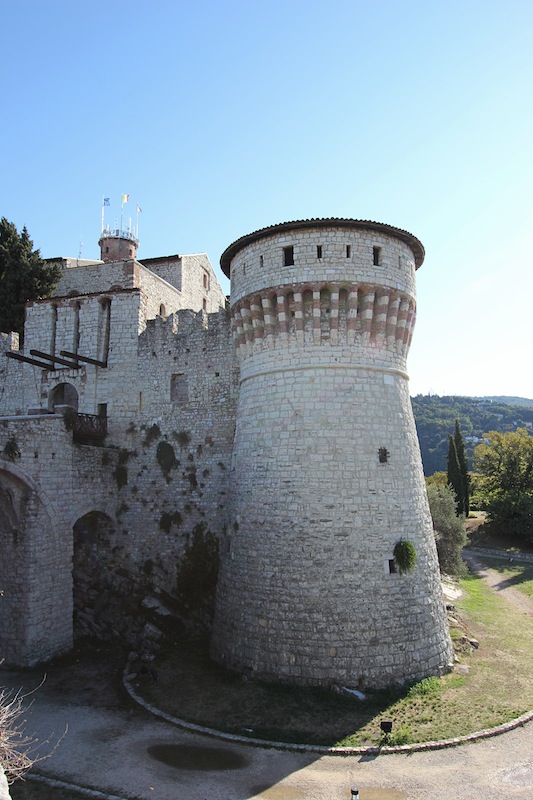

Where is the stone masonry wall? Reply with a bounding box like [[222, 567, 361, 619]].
[[212, 221, 453, 688]]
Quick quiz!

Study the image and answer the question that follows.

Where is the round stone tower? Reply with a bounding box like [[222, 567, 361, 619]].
[[211, 218, 453, 688], [98, 228, 139, 262]]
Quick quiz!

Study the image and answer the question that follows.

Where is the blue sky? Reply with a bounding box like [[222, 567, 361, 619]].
[[2, 0, 532, 399]]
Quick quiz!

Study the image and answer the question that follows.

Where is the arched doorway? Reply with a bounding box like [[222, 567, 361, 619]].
[[0, 468, 72, 665], [48, 382, 79, 413]]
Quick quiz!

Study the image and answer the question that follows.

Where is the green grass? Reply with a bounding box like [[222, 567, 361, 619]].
[[476, 557, 533, 600], [134, 571, 533, 747]]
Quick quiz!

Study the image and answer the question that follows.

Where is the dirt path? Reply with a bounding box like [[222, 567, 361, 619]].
[[463, 552, 533, 615]]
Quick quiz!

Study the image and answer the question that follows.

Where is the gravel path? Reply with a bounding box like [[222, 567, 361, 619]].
[[463, 552, 533, 616]]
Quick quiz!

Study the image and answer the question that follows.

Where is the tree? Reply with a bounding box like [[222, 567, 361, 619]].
[[427, 484, 467, 576], [454, 419, 470, 516], [0, 217, 61, 340], [447, 434, 465, 515], [474, 428, 533, 543]]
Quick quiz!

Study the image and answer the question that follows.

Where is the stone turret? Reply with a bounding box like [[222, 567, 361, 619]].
[[98, 227, 138, 262], [212, 218, 453, 688]]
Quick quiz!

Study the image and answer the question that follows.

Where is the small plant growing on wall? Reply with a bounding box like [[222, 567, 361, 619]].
[[156, 441, 178, 481], [159, 510, 183, 534], [173, 430, 191, 448], [3, 437, 21, 461], [142, 423, 161, 447], [113, 464, 128, 490], [393, 539, 417, 574]]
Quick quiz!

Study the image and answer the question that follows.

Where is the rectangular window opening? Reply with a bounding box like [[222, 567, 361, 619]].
[[283, 246, 294, 266], [373, 246, 381, 266], [389, 559, 397, 574], [346, 245, 351, 258], [317, 245, 322, 259], [171, 374, 189, 402]]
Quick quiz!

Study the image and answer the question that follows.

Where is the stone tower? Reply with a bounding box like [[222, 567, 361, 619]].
[[211, 218, 453, 688], [98, 227, 139, 262]]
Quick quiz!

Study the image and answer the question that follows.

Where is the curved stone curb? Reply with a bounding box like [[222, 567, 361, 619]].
[[123, 668, 533, 756], [27, 772, 130, 800]]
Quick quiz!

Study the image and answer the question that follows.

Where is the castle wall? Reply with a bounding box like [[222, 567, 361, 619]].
[[0, 334, 23, 415], [0, 418, 74, 665], [0, 301, 238, 663], [54, 260, 140, 296]]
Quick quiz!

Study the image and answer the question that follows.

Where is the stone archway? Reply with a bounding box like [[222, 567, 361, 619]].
[[48, 382, 79, 413], [0, 468, 72, 665]]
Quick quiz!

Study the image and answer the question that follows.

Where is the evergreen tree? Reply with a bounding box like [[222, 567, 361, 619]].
[[0, 217, 61, 340], [453, 419, 470, 516], [447, 434, 465, 514]]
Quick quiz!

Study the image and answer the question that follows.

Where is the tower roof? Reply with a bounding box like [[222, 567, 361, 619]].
[[220, 218, 425, 277]]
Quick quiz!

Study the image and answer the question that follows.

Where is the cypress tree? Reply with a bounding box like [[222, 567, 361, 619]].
[[453, 419, 470, 516], [447, 434, 465, 515], [0, 217, 61, 341]]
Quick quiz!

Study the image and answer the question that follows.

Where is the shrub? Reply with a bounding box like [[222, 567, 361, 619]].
[[427, 484, 467, 576], [393, 539, 416, 574]]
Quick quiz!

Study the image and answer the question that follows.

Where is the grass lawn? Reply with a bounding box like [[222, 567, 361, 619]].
[[133, 570, 533, 748], [477, 557, 533, 600]]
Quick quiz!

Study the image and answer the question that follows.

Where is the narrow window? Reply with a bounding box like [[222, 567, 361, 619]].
[[317, 245, 322, 259], [159, 304, 166, 318], [260, 255, 264, 268], [283, 246, 294, 266], [50, 304, 58, 357], [129, 249, 133, 257], [373, 246, 381, 266], [171, 374, 188, 402], [346, 245, 351, 258], [378, 447, 390, 464], [203, 272, 208, 289], [97, 298, 111, 363], [73, 301, 81, 354], [203, 298, 207, 311], [389, 559, 398, 574]]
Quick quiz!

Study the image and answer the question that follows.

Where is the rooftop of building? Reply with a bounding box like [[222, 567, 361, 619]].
[[220, 218, 425, 276]]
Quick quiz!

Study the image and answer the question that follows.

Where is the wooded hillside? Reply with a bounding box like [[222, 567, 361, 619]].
[[411, 395, 533, 475]]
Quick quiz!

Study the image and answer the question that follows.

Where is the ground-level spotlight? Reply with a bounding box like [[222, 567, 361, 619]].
[[350, 788, 359, 800], [380, 720, 393, 734]]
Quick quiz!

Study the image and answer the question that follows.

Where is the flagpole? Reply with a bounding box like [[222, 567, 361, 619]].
[[136, 204, 140, 239], [101, 195, 104, 233]]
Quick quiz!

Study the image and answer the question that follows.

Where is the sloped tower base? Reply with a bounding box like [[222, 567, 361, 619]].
[[212, 219, 453, 688]]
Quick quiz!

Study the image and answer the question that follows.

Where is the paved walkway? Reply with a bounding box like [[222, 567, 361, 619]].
[[2, 656, 531, 800]]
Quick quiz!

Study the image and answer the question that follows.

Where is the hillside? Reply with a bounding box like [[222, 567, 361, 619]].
[[411, 395, 533, 475]]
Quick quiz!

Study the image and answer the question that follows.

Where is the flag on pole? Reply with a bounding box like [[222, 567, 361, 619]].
[[121, 193, 129, 204], [136, 203, 142, 213], [103, 197, 110, 206]]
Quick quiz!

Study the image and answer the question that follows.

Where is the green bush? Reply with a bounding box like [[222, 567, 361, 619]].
[[427, 484, 467, 576], [393, 539, 416, 574]]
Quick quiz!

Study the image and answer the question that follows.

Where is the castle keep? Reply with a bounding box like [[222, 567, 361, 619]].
[[0, 219, 453, 687]]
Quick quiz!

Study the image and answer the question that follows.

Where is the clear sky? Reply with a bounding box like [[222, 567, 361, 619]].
[[1, 0, 532, 399]]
